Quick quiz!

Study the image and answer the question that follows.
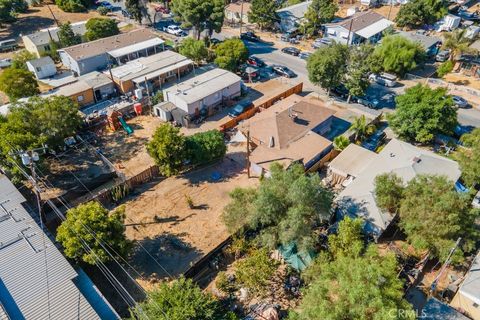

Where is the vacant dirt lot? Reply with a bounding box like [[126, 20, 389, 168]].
[[97, 115, 163, 178], [122, 144, 257, 289]]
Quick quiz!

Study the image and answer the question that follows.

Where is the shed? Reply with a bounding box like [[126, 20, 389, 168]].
[[26, 56, 56, 79]]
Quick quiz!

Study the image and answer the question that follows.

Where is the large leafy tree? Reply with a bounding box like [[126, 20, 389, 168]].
[[10, 50, 36, 70], [373, 35, 425, 76], [125, 0, 147, 24], [443, 29, 476, 61], [56, 0, 92, 12], [171, 0, 225, 40], [350, 115, 375, 143], [302, 0, 337, 36], [345, 44, 375, 102], [398, 175, 479, 263], [132, 277, 237, 320], [307, 43, 348, 95], [214, 38, 248, 72], [374, 173, 404, 214], [56, 201, 131, 265], [0, 0, 28, 24], [147, 123, 187, 177], [179, 37, 208, 65], [222, 163, 333, 251], [387, 84, 457, 143], [292, 218, 412, 320], [457, 128, 480, 186], [85, 18, 119, 41], [0, 68, 39, 100], [58, 22, 82, 47], [185, 130, 226, 165], [248, 0, 279, 30], [395, 0, 447, 29], [234, 248, 278, 295]]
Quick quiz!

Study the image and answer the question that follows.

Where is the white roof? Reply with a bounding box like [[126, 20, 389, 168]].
[[164, 68, 241, 104], [328, 144, 377, 178], [132, 59, 192, 83], [336, 138, 461, 237], [458, 252, 480, 305], [22, 21, 87, 46], [356, 18, 393, 39], [276, 1, 312, 19], [108, 38, 165, 58]]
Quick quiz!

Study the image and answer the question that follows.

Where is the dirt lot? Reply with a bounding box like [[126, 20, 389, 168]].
[[121, 144, 258, 289], [97, 115, 163, 178]]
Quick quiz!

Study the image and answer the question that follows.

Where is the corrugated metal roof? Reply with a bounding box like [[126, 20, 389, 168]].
[[0, 174, 104, 320]]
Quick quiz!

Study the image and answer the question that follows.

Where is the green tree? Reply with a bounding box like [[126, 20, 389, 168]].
[[0, 0, 28, 24], [302, 0, 337, 36], [350, 115, 375, 143], [443, 29, 476, 61], [43, 40, 60, 62], [333, 135, 350, 151], [0, 68, 39, 100], [171, 0, 225, 40], [179, 37, 208, 65], [399, 175, 479, 263], [222, 163, 333, 251], [457, 129, 480, 186], [395, 0, 447, 29], [56, 0, 90, 12], [248, 0, 279, 30], [222, 187, 257, 233], [56, 201, 131, 264], [11, 50, 36, 70], [345, 43, 375, 102], [58, 22, 82, 47], [132, 277, 236, 319], [125, 0, 145, 24], [373, 35, 425, 76], [327, 217, 364, 259], [307, 43, 348, 95], [185, 130, 226, 165], [151, 91, 164, 105], [97, 5, 109, 15], [437, 60, 454, 78], [214, 38, 248, 71], [85, 18, 119, 41], [387, 84, 457, 143], [374, 173, 404, 213], [235, 248, 278, 295], [147, 123, 187, 176]]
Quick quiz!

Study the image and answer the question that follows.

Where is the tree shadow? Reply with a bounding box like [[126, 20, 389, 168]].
[[0, 16, 54, 41]]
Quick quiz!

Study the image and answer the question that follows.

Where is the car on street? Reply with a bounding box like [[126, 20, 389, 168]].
[[0, 58, 12, 68], [210, 38, 221, 45], [121, 9, 132, 18], [436, 50, 450, 62], [272, 65, 297, 78], [332, 84, 350, 100], [240, 32, 260, 42], [452, 95, 469, 108], [96, 1, 115, 10], [228, 100, 253, 117], [369, 73, 398, 87], [281, 47, 300, 56], [163, 25, 184, 36], [246, 56, 265, 67], [299, 51, 312, 60], [356, 96, 381, 109], [312, 38, 332, 49]]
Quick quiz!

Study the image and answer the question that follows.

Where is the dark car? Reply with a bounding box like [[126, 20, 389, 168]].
[[246, 56, 265, 67], [332, 85, 349, 100], [228, 100, 253, 117], [452, 95, 469, 108], [357, 96, 381, 109], [272, 65, 297, 78], [210, 38, 221, 45], [240, 32, 260, 42], [362, 131, 387, 151], [281, 47, 300, 56], [121, 9, 132, 18]]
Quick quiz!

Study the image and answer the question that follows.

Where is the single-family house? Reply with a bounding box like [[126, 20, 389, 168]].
[[239, 95, 343, 176], [276, 1, 312, 33], [422, 298, 471, 320], [397, 30, 441, 56], [43, 71, 115, 107], [108, 51, 193, 94], [26, 56, 57, 79], [163, 68, 241, 116], [456, 54, 480, 79], [0, 173, 119, 320], [333, 138, 461, 240], [22, 21, 87, 57], [450, 252, 480, 320], [58, 29, 164, 76], [324, 11, 393, 45], [225, 1, 251, 24]]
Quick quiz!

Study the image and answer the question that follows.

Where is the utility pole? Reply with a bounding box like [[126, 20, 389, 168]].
[[346, 18, 354, 45], [46, 4, 59, 27], [239, 0, 244, 36], [246, 130, 250, 178], [430, 237, 462, 295]]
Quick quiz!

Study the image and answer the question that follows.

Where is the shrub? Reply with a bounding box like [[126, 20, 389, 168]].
[[437, 60, 454, 78]]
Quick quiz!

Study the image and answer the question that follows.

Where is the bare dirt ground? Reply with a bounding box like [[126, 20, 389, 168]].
[[121, 144, 258, 289], [97, 115, 163, 178]]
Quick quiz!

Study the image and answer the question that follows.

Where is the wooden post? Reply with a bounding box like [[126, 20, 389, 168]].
[[246, 130, 250, 178]]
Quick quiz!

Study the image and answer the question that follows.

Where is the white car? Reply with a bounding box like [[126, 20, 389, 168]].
[[163, 25, 183, 36], [369, 73, 398, 87]]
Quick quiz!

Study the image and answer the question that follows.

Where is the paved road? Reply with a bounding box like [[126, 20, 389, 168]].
[[242, 38, 480, 128]]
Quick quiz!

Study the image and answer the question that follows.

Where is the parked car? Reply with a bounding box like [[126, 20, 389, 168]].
[[436, 50, 450, 62], [362, 130, 387, 151], [452, 95, 469, 108], [281, 47, 300, 56], [312, 38, 332, 49], [299, 51, 312, 60], [246, 56, 265, 67], [332, 84, 349, 100], [210, 38, 221, 45], [228, 100, 253, 117], [272, 65, 297, 78], [240, 32, 259, 42], [163, 25, 184, 36], [121, 9, 132, 18], [97, 1, 115, 10], [357, 96, 381, 109], [0, 39, 17, 52], [369, 73, 398, 87], [0, 58, 12, 68]]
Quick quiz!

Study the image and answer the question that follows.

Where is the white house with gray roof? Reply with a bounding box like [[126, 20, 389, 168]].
[[276, 1, 312, 32], [26, 56, 56, 79], [0, 173, 119, 320]]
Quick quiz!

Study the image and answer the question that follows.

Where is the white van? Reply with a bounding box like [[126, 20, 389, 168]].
[[369, 73, 398, 87], [0, 39, 17, 52]]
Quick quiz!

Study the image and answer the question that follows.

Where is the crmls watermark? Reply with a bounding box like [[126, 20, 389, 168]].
[[388, 309, 427, 319]]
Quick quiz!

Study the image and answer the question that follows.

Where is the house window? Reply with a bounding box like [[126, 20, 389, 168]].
[[77, 95, 84, 102], [44, 44, 51, 51], [36, 67, 41, 72]]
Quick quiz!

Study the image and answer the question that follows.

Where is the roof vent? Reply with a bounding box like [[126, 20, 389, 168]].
[[389, 153, 395, 158]]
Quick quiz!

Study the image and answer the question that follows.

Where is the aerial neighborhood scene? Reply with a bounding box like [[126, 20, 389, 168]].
[[2, 0, 480, 318]]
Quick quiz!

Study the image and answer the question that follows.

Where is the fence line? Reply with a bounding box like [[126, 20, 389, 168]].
[[405, 73, 480, 98]]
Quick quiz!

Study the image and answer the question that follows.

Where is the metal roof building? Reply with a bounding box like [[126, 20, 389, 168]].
[[0, 174, 119, 320]]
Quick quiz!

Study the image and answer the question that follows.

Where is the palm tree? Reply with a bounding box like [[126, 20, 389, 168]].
[[442, 29, 477, 61], [350, 115, 376, 143], [333, 135, 350, 151]]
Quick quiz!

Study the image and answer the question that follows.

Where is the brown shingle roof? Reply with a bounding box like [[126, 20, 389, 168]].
[[327, 11, 385, 33], [61, 28, 158, 61]]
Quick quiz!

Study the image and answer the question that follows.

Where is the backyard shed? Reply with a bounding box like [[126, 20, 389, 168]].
[[26, 56, 56, 79]]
